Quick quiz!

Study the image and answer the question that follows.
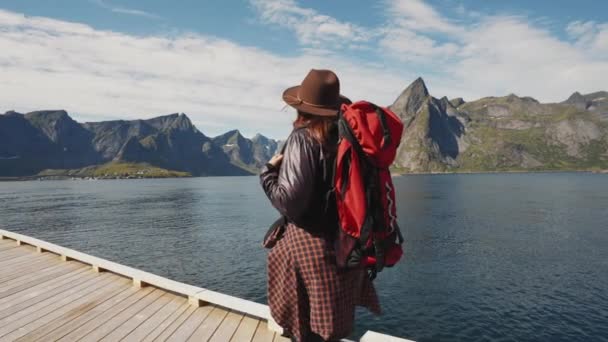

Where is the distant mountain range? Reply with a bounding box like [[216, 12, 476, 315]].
[[0, 111, 281, 177], [1, 78, 607, 178], [390, 78, 608, 173]]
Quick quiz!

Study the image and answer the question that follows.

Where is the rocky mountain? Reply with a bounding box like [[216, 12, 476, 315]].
[[252, 133, 281, 165], [2, 80, 606, 177], [390, 78, 608, 172], [212, 130, 280, 173], [0, 110, 101, 176], [0, 111, 278, 177]]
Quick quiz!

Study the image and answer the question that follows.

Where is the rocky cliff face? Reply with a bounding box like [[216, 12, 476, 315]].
[[0, 110, 103, 176], [211, 130, 280, 173], [2, 80, 606, 177], [112, 115, 248, 176], [0, 111, 275, 176], [390, 79, 608, 172], [251, 133, 280, 166]]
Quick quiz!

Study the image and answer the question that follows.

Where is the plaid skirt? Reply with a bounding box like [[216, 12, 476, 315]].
[[267, 223, 381, 341]]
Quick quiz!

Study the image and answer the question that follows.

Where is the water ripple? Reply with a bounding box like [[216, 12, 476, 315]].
[[1, 174, 607, 341]]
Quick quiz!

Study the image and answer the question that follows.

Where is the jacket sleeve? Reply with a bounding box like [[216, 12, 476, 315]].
[[260, 130, 318, 220]]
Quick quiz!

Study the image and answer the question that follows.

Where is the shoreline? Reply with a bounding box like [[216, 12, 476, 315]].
[[1, 169, 606, 182], [0, 175, 193, 182], [392, 169, 608, 176]]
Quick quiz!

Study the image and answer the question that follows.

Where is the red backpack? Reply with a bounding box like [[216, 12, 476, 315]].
[[331, 101, 404, 279]]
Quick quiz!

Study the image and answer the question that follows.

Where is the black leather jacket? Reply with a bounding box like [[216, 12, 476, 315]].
[[260, 127, 335, 234]]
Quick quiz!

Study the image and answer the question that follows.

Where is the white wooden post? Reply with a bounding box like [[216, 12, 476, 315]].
[[267, 316, 283, 335], [133, 279, 146, 289], [188, 296, 206, 307]]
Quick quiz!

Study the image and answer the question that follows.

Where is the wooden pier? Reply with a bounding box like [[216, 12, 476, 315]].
[[0, 229, 412, 342]]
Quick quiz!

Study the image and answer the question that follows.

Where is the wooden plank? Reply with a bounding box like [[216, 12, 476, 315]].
[[0, 248, 50, 264], [0, 254, 67, 283], [0, 230, 413, 342], [0, 246, 13, 254], [0, 238, 18, 247], [0, 258, 63, 286], [0, 261, 85, 300], [0, 265, 88, 309], [0, 261, 82, 296], [151, 304, 198, 342], [0, 256, 57, 282], [0, 271, 113, 326], [0, 267, 87, 311], [98, 292, 174, 341], [0, 272, 117, 339], [187, 306, 229, 342], [0, 229, 203, 298], [0, 243, 18, 252], [231, 315, 261, 342], [30, 285, 142, 342], [0, 254, 60, 282], [0, 243, 34, 253], [0, 251, 56, 269], [252, 321, 276, 342], [140, 299, 192, 342], [209, 311, 244, 342], [165, 305, 214, 342], [0, 247, 31, 262], [13, 282, 132, 342], [0, 230, 273, 324], [77, 289, 165, 342], [0, 267, 95, 319], [122, 295, 187, 341], [0, 240, 19, 250], [55, 286, 156, 341], [3, 277, 130, 341]]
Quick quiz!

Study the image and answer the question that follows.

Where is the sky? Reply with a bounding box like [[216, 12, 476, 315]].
[[0, 0, 607, 139]]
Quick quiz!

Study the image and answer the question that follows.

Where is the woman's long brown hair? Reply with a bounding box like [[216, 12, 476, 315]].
[[293, 111, 338, 148]]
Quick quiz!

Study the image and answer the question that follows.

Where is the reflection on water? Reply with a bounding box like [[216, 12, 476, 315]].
[[1, 173, 607, 341]]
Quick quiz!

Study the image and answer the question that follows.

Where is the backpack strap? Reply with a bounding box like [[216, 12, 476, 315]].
[[338, 108, 383, 264], [337, 110, 365, 158], [369, 103, 392, 149], [396, 223, 404, 244]]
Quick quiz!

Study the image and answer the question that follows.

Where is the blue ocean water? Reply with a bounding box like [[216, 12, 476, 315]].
[[0, 173, 607, 341]]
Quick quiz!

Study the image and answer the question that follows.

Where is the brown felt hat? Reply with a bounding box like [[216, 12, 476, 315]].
[[282, 69, 350, 117]]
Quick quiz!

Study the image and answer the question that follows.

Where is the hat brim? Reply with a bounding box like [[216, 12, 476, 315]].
[[282, 85, 351, 117]]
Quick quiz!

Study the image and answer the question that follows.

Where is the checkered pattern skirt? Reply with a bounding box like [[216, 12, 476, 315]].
[[267, 223, 381, 341]]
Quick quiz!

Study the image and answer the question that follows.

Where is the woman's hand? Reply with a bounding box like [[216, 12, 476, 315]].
[[268, 154, 284, 168]]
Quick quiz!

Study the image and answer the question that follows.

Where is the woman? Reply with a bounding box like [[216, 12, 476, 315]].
[[260, 69, 381, 342]]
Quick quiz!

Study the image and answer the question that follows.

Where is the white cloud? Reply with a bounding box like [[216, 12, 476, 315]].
[[444, 16, 608, 101], [566, 20, 597, 38], [385, 0, 463, 34], [566, 20, 608, 55], [249, 0, 375, 47], [2, 1, 608, 141], [0, 9, 409, 139], [250, 0, 608, 103], [89, 0, 161, 20], [378, 27, 460, 63]]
